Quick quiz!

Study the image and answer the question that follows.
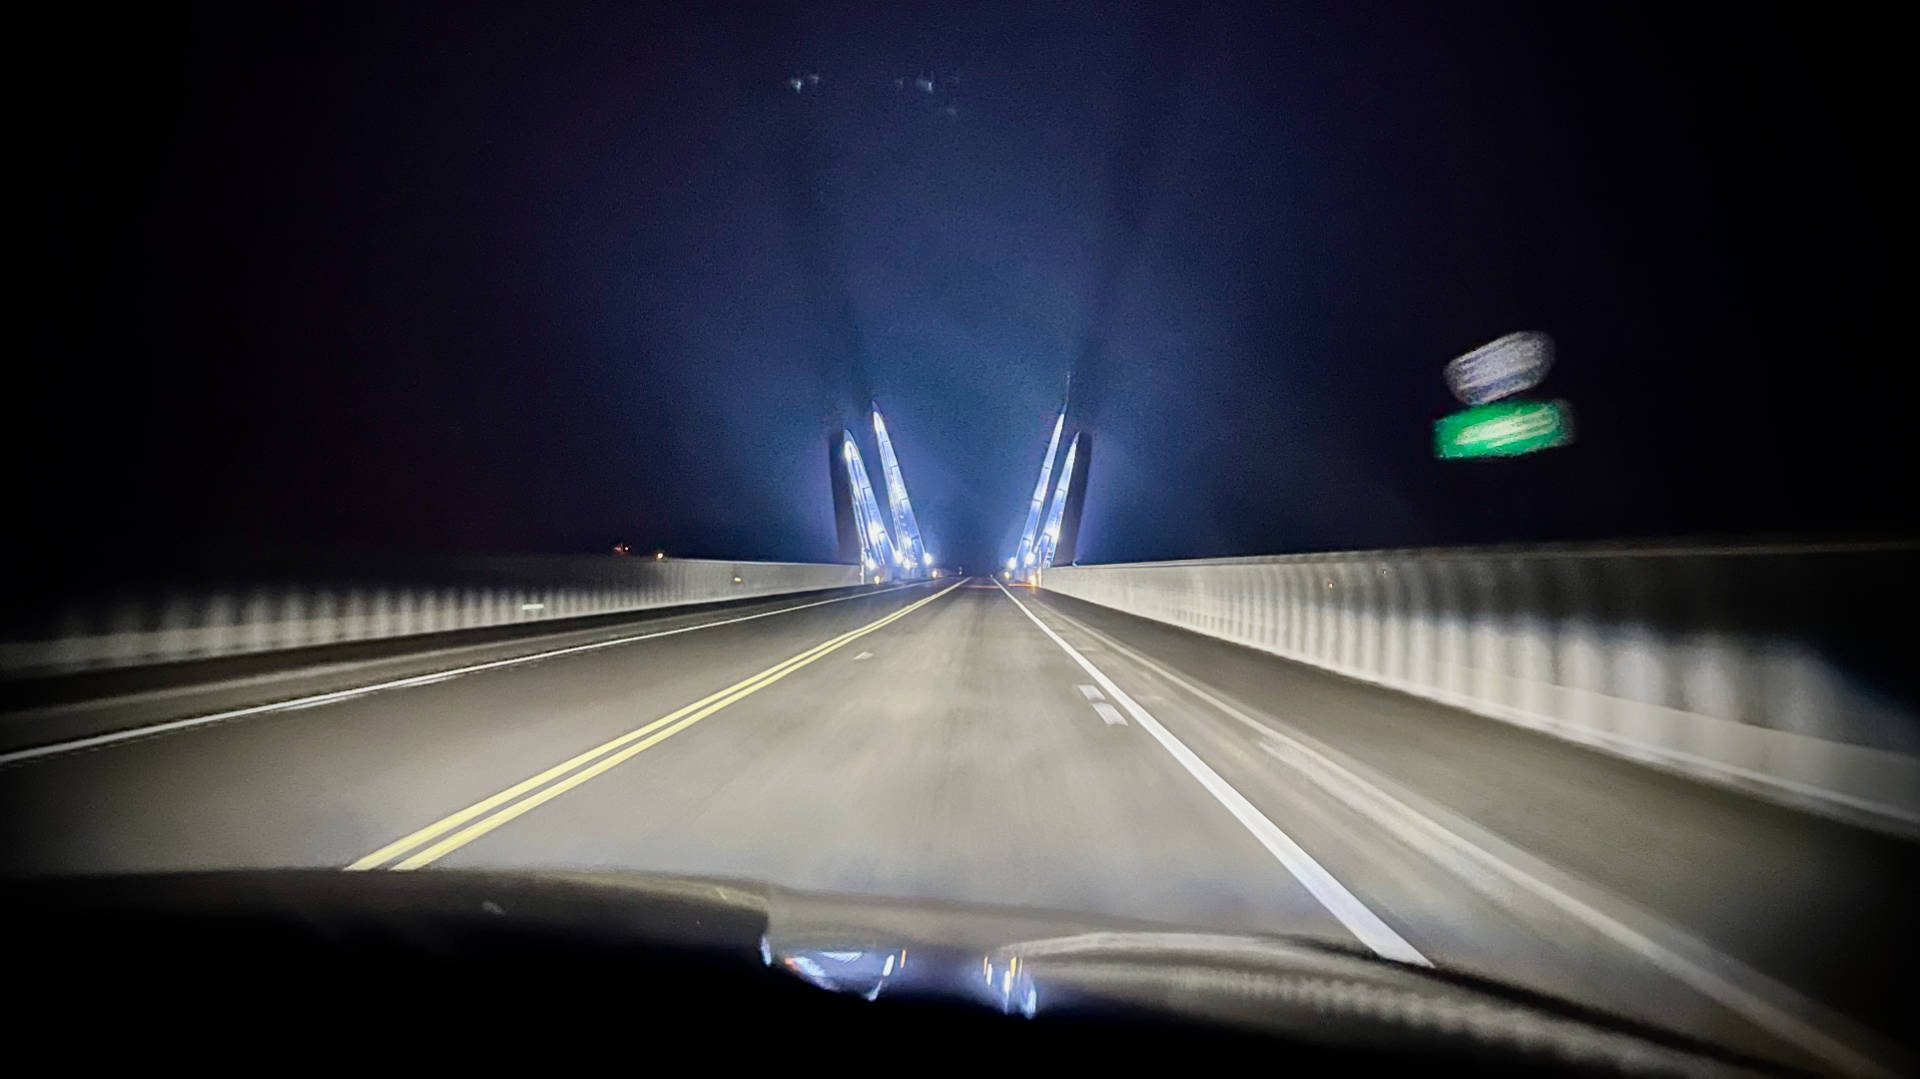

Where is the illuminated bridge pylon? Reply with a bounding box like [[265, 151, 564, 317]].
[[1035, 431, 1079, 573], [840, 431, 898, 582], [1011, 409, 1066, 576], [871, 401, 929, 578]]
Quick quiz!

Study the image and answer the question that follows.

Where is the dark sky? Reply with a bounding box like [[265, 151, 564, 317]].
[[17, 2, 1910, 573]]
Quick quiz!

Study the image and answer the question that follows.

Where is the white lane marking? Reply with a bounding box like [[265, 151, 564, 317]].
[[993, 579, 1427, 966], [853, 651, 875, 661], [1076, 684, 1104, 700], [1048, 602, 1893, 1078], [0, 581, 937, 767], [1091, 702, 1127, 726]]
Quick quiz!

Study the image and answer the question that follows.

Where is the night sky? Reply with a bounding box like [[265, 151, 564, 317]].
[[17, 3, 1909, 575]]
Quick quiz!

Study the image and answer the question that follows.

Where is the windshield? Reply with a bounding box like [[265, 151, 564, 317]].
[[6, 3, 1912, 1074]]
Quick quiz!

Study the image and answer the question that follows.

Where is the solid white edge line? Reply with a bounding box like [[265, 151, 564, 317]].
[[1044, 597, 1894, 1078], [0, 581, 936, 767], [993, 579, 1428, 967]]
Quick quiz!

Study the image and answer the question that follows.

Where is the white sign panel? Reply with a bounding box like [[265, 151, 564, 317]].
[[1445, 331, 1554, 405]]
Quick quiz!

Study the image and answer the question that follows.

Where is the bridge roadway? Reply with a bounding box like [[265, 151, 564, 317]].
[[1, 579, 1912, 1073]]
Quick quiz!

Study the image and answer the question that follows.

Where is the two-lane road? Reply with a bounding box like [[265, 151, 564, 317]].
[[1, 578, 1911, 1074]]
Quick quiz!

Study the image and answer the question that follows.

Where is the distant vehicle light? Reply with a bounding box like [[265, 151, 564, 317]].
[[654, 551, 665, 560]]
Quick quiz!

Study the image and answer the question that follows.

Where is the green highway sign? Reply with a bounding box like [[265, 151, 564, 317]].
[[1434, 399, 1573, 459]]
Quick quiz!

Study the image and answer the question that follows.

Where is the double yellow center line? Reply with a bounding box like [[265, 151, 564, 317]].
[[348, 581, 961, 871]]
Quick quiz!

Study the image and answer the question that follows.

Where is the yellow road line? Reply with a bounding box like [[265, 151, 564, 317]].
[[345, 632, 843, 870], [348, 581, 960, 871]]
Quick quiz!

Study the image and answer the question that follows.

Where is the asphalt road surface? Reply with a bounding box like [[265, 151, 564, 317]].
[[1, 579, 1912, 1074]]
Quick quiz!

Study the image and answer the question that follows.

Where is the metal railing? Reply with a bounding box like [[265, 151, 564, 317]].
[[1, 557, 864, 677], [1042, 542, 1919, 831]]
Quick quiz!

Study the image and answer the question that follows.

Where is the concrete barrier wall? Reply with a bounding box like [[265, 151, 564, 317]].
[[0, 558, 864, 677], [1041, 544, 1919, 831]]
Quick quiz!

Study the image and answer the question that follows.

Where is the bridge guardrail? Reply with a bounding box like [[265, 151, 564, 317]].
[[1040, 543, 1918, 832], [0, 558, 864, 677]]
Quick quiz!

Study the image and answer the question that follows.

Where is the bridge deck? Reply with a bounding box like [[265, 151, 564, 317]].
[[1, 580, 1910, 1073]]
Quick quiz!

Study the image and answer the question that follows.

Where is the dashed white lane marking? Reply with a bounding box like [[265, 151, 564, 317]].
[[1044, 597, 1894, 1077], [1091, 702, 1127, 726], [853, 651, 875, 661], [1076, 684, 1104, 700], [993, 578, 1428, 967]]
